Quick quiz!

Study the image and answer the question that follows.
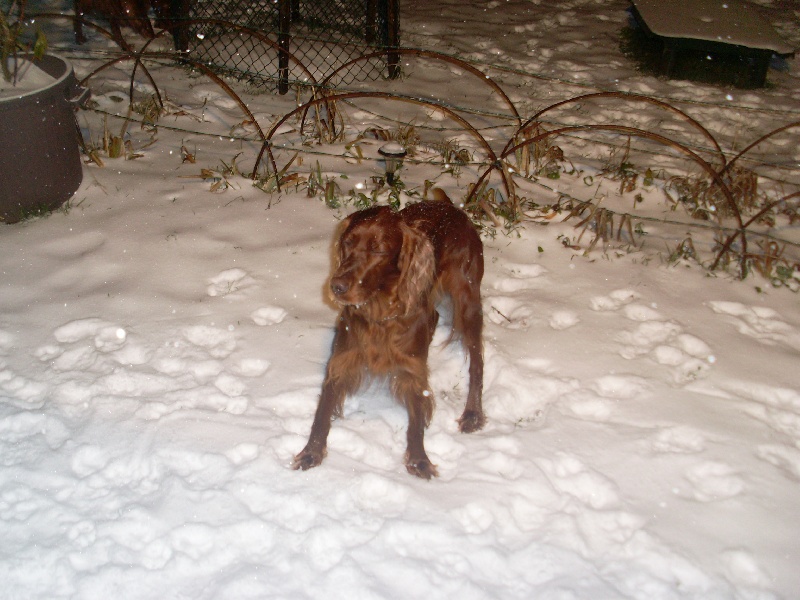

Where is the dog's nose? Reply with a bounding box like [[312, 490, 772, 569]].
[[330, 277, 350, 297]]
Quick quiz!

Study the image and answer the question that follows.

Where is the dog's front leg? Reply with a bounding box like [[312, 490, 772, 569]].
[[293, 320, 360, 472], [292, 378, 343, 471]]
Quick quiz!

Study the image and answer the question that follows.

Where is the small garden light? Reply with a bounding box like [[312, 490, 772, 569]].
[[378, 142, 407, 185]]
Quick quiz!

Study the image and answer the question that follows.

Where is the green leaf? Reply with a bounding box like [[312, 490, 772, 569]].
[[775, 265, 793, 280], [33, 30, 48, 60]]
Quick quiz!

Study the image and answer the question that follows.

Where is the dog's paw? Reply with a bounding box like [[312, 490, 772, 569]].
[[292, 447, 326, 471], [405, 456, 439, 480], [458, 410, 486, 434]]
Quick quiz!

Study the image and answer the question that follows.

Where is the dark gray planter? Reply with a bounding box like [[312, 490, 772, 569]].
[[0, 53, 88, 224]]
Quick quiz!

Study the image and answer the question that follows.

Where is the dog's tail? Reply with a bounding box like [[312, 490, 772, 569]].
[[430, 187, 454, 204]]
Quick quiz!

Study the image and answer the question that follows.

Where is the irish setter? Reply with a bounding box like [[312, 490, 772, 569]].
[[293, 192, 485, 479]]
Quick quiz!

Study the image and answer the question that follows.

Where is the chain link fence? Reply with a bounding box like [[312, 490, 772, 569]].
[[176, 0, 400, 94]]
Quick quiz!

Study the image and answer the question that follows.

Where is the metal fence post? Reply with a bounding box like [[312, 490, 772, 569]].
[[366, 0, 378, 45], [279, 0, 292, 94], [171, 0, 191, 52], [386, 0, 400, 79]]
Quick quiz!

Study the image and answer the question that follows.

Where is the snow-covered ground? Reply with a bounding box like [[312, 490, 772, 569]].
[[1, 0, 799, 598]]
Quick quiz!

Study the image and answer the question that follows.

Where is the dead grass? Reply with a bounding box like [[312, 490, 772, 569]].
[[665, 166, 759, 220]]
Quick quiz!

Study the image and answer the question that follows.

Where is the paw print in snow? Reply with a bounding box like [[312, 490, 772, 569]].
[[251, 306, 287, 326], [708, 301, 800, 351], [207, 268, 254, 298]]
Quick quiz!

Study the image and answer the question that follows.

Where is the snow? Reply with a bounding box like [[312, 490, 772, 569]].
[[0, 57, 57, 98], [1, 0, 799, 598]]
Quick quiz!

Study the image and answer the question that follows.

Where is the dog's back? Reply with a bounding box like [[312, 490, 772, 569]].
[[400, 194, 484, 306], [402, 193, 482, 264]]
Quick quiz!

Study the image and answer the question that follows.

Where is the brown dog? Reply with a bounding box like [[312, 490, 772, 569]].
[[293, 192, 485, 479]]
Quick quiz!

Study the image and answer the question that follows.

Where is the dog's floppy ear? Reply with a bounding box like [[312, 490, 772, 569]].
[[331, 214, 355, 267], [323, 215, 355, 306], [396, 221, 436, 315]]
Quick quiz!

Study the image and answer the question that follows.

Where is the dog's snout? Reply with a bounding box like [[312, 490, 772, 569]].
[[330, 277, 350, 297]]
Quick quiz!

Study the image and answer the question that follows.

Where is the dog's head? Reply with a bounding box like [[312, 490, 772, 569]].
[[329, 206, 435, 318]]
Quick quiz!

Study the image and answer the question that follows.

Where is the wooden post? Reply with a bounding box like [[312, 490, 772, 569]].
[[749, 49, 771, 88], [660, 41, 677, 78]]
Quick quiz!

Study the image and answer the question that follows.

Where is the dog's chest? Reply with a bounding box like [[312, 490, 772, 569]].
[[347, 318, 415, 375]]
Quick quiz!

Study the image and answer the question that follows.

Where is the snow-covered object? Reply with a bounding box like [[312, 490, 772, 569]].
[[0, 57, 57, 99], [632, 0, 795, 54]]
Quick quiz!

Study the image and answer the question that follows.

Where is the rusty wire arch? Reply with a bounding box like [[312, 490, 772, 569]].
[[317, 48, 521, 128], [258, 91, 513, 200], [504, 92, 727, 170], [470, 124, 755, 277], [76, 49, 267, 146], [722, 121, 800, 176], [66, 17, 324, 148]]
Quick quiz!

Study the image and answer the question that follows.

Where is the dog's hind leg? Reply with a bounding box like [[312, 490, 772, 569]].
[[455, 286, 486, 434], [392, 370, 438, 479]]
